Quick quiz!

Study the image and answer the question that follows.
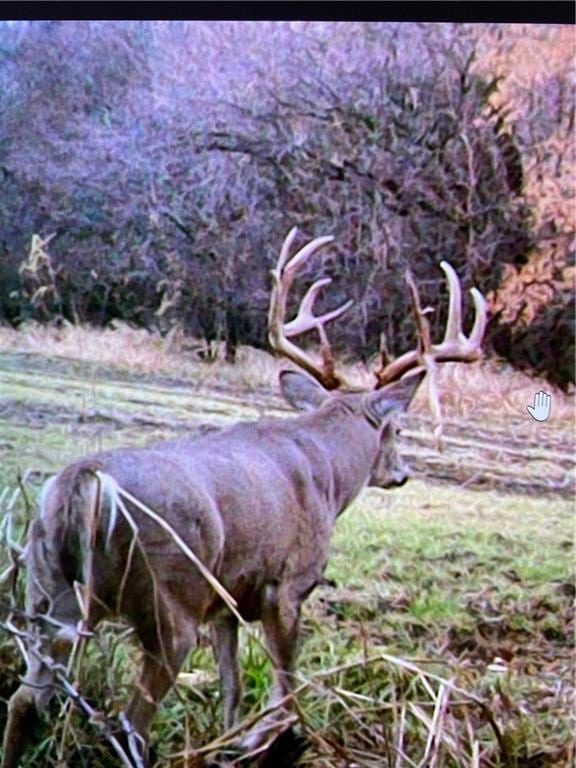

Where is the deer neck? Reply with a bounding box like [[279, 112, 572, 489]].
[[295, 406, 378, 520]]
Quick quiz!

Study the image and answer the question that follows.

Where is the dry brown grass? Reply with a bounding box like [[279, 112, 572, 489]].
[[0, 322, 573, 423], [0, 321, 280, 390]]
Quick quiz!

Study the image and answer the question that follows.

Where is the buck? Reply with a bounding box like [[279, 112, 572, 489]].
[[1, 228, 487, 767]]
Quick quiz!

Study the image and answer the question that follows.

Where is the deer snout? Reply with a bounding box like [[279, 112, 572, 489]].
[[391, 471, 409, 487], [370, 454, 411, 489], [380, 468, 409, 488], [391, 457, 411, 487]]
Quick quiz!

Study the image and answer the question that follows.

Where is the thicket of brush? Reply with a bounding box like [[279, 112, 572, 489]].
[[0, 22, 573, 389]]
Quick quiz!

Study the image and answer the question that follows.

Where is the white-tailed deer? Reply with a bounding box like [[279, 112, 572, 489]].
[[1, 228, 487, 767]]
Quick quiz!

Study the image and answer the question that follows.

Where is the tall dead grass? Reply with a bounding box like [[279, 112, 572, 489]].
[[0, 321, 573, 422]]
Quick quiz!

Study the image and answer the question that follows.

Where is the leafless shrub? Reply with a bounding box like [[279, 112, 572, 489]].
[[3, 22, 569, 385]]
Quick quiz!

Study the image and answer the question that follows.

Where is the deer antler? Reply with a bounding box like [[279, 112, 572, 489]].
[[269, 229, 488, 444], [268, 227, 353, 390], [375, 260, 488, 445], [375, 261, 487, 386]]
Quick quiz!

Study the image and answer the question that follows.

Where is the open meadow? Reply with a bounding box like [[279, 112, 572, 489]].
[[0, 17, 573, 768], [0, 325, 573, 767]]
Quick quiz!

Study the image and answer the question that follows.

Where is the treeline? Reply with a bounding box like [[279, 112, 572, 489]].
[[0, 21, 573, 388]]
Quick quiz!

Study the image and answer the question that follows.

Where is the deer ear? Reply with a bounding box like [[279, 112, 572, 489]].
[[279, 370, 331, 411], [364, 370, 425, 424]]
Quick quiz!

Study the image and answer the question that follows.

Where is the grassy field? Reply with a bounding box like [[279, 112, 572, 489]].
[[0, 326, 574, 767]]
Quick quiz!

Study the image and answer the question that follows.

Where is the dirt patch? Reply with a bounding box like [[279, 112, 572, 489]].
[[441, 587, 574, 665]]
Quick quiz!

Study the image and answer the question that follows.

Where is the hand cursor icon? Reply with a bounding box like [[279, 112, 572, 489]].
[[526, 391, 551, 422]]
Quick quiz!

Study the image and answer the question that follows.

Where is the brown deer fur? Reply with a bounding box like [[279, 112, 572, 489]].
[[1, 370, 423, 767]]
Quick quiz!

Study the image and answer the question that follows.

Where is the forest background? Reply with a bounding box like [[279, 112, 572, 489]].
[[0, 21, 573, 389]]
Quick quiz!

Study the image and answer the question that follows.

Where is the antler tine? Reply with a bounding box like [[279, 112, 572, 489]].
[[277, 226, 300, 274], [374, 268, 423, 388], [373, 260, 488, 447], [435, 261, 488, 360], [439, 260, 463, 344], [422, 356, 442, 443], [284, 278, 353, 337], [269, 228, 353, 390], [376, 261, 488, 387], [405, 267, 445, 449], [469, 287, 488, 347], [405, 267, 433, 353], [284, 235, 335, 276], [438, 261, 488, 354]]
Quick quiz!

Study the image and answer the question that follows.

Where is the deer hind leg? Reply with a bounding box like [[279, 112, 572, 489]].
[[241, 583, 301, 751], [212, 614, 241, 730], [122, 647, 188, 766], [122, 595, 192, 766]]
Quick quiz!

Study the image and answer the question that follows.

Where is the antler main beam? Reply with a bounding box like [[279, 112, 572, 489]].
[[268, 227, 353, 390], [375, 260, 488, 388], [374, 259, 488, 447], [268, 227, 488, 447]]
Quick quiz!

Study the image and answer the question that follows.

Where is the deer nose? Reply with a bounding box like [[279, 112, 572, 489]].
[[390, 461, 411, 486], [379, 471, 409, 489]]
